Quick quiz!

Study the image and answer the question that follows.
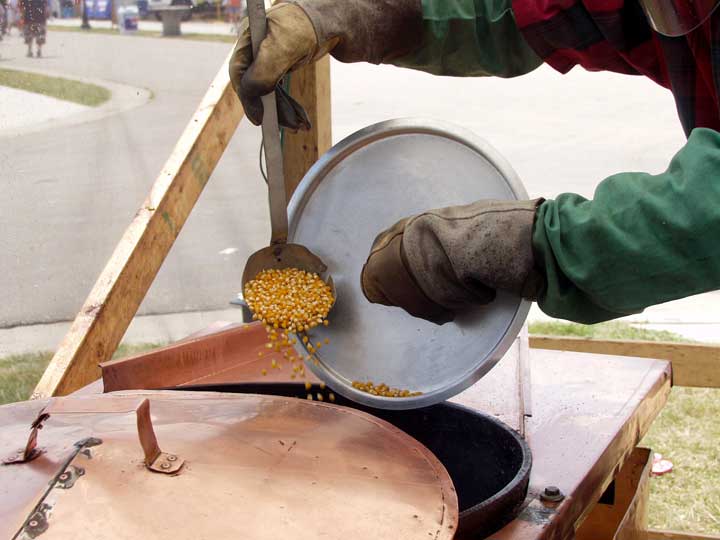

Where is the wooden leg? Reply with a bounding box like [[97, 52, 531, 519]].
[[576, 447, 652, 540], [282, 55, 332, 199], [32, 54, 244, 399]]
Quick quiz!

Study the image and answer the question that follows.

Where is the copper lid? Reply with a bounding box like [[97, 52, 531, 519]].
[[0, 390, 457, 539]]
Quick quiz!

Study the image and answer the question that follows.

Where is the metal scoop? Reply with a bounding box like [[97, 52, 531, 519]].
[[241, 0, 333, 295]]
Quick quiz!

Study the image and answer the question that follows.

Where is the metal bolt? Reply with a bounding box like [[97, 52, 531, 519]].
[[29, 521, 38, 528], [540, 485, 564, 502], [59, 473, 69, 481], [167, 455, 177, 462], [160, 462, 171, 470]]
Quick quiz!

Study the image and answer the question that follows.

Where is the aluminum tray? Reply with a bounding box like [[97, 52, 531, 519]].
[[288, 119, 530, 409]]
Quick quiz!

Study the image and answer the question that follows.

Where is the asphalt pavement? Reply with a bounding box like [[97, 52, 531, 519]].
[[1, 25, 717, 346]]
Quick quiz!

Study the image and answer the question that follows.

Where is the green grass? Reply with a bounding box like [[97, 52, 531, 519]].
[[0, 68, 111, 106], [529, 320, 690, 342], [530, 320, 719, 534], [0, 342, 162, 405], [48, 24, 236, 43]]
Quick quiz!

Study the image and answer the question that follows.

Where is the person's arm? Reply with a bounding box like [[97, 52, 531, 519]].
[[533, 127, 720, 323], [390, 0, 542, 77], [230, 0, 542, 128], [360, 128, 720, 326]]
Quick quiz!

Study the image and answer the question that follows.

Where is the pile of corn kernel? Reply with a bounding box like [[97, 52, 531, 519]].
[[244, 267, 421, 400], [351, 381, 422, 398], [244, 267, 335, 400]]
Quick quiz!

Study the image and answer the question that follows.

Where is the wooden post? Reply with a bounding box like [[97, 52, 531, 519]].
[[32, 54, 244, 399], [282, 56, 332, 198], [529, 336, 720, 388]]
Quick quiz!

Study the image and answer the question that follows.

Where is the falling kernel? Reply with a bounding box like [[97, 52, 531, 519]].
[[329, 393, 335, 402], [316, 393, 324, 401], [261, 369, 267, 376]]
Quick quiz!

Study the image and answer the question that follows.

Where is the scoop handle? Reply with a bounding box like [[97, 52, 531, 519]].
[[248, 0, 288, 244]]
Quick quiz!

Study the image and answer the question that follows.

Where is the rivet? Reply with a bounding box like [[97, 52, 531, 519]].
[[29, 521, 38, 527], [59, 473, 69, 481], [160, 462, 171, 470], [167, 455, 177, 462], [540, 485, 564, 502]]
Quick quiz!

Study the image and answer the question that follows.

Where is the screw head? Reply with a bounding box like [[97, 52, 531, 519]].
[[29, 521, 38, 528], [59, 473, 69, 481], [541, 485, 564, 502], [160, 462, 171, 470], [167, 455, 177, 462]]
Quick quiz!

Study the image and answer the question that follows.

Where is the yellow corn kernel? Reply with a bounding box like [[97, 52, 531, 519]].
[[305, 381, 312, 391]]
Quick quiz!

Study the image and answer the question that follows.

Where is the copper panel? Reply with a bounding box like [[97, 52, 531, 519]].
[[101, 322, 320, 392], [49, 323, 671, 540], [0, 391, 457, 540], [101, 322, 529, 432], [481, 350, 670, 540]]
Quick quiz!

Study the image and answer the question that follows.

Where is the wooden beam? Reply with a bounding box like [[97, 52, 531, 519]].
[[282, 55, 332, 198], [648, 530, 720, 540], [530, 336, 720, 388], [32, 54, 245, 399]]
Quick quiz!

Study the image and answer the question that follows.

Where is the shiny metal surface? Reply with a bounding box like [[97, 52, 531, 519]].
[[287, 119, 531, 409], [0, 391, 458, 540]]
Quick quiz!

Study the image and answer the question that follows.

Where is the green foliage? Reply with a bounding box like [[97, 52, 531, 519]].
[[529, 320, 691, 342], [0, 342, 162, 405]]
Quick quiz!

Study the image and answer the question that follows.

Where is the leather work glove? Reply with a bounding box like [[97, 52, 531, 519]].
[[230, 0, 422, 129], [361, 200, 546, 325]]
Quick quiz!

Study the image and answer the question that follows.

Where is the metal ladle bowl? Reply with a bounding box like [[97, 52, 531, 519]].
[[241, 244, 335, 299]]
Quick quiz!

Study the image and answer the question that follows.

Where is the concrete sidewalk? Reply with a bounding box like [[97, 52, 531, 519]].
[[0, 308, 246, 357], [529, 291, 720, 343], [2, 290, 717, 358]]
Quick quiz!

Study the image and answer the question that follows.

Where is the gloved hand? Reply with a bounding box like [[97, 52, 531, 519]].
[[229, 0, 422, 129], [361, 199, 545, 324]]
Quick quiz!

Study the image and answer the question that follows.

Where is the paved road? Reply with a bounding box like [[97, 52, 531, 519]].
[[0, 27, 701, 328]]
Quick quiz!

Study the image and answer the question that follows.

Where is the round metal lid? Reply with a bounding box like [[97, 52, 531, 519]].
[[0, 391, 458, 540], [288, 119, 531, 409]]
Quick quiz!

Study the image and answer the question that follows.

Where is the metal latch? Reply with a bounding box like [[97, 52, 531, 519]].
[[3, 397, 184, 474]]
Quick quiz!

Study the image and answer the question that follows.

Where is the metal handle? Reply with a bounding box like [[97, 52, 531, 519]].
[[247, 0, 288, 244]]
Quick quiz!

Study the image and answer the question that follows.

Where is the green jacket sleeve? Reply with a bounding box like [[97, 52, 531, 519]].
[[533, 128, 720, 324], [390, 0, 542, 77]]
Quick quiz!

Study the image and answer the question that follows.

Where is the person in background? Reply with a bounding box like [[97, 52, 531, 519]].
[[0, 0, 8, 39], [225, 0, 243, 34], [20, 0, 48, 57]]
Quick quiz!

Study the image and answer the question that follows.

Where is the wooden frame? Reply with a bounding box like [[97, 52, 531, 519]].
[[530, 336, 720, 389], [32, 53, 331, 400]]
